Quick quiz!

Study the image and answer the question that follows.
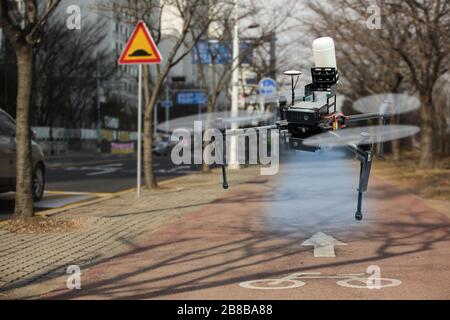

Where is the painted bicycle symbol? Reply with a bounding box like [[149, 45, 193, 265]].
[[239, 272, 402, 290]]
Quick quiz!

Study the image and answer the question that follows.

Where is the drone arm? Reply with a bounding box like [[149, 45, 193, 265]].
[[346, 112, 392, 160], [346, 113, 383, 123], [225, 124, 278, 137], [218, 124, 279, 189]]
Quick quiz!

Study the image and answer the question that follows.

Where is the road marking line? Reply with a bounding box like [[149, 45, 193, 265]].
[[239, 272, 402, 290], [47, 157, 135, 169]]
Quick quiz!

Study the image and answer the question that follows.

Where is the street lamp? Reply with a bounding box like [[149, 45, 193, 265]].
[[229, 0, 241, 169], [229, 9, 262, 169]]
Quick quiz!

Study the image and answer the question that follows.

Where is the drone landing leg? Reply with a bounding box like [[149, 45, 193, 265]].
[[355, 191, 363, 221], [215, 118, 229, 190], [354, 148, 373, 221], [221, 163, 228, 189]]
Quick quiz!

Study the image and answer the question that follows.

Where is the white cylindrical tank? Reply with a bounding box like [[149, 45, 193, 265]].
[[312, 37, 337, 68]]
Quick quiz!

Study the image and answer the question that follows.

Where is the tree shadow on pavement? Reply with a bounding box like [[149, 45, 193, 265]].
[[6, 165, 450, 300], [41, 203, 450, 300], [99, 189, 297, 219]]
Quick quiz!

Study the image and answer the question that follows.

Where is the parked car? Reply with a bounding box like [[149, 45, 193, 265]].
[[0, 108, 46, 201], [152, 139, 172, 156]]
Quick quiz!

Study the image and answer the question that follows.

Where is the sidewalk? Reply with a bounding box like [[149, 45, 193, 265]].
[[0, 166, 262, 299]]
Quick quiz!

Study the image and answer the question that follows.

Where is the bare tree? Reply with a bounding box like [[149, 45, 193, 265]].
[[193, 1, 300, 172], [0, 0, 61, 217], [302, 0, 450, 166], [103, 0, 225, 189], [33, 18, 113, 130], [192, 7, 235, 173], [383, 1, 449, 167], [433, 73, 450, 155]]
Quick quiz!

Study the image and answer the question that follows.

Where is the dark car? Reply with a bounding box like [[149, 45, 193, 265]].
[[152, 140, 172, 156], [0, 109, 46, 201]]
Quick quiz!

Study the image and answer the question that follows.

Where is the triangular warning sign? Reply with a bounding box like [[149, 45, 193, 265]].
[[118, 21, 162, 65]]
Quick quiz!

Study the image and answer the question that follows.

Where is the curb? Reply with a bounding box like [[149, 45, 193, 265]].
[[35, 188, 134, 218]]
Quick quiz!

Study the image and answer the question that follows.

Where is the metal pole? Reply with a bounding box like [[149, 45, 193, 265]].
[[291, 76, 295, 105], [229, 0, 240, 169], [137, 64, 142, 199], [165, 79, 170, 133]]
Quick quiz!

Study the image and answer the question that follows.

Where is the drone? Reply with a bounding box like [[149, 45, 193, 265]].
[[216, 37, 420, 221]]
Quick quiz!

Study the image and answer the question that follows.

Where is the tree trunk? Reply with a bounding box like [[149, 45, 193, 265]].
[[143, 112, 157, 189], [391, 139, 401, 161], [14, 47, 34, 217], [143, 65, 157, 190], [419, 94, 434, 168], [434, 101, 449, 155]]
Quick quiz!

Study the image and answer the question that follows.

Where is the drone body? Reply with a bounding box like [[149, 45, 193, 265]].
[[279, 66, 340, 153]]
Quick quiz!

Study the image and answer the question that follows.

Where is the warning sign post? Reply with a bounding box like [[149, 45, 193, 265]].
[[118, 21, 162, 198]]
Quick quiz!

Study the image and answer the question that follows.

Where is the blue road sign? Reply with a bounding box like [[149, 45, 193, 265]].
[[192, 41, 230, 65], [161, 100, 173, 108], [192, 40, 254, 65], [176, 92, 207, 105], [259, 78, 277, 97]]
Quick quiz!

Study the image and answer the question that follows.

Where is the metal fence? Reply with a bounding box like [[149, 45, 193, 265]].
[[32, 127, 139, 156], [32, 127, 138, 141]]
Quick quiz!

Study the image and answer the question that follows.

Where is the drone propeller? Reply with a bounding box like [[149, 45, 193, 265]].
[[157, 111, 275, 133], [303, 125, 420, 147], [224, 124, 278, 137], [245, 90, 304, 105], [244, 94, 279, 104], [353, 93, 420, 116]]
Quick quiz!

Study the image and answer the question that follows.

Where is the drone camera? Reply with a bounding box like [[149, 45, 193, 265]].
[[286, 102, 329, 126], [286, 109, 319, 126]]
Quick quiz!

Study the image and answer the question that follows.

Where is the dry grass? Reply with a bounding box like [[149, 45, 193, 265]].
[[0, 217, 88, 234], [373, 151, 450, 201]]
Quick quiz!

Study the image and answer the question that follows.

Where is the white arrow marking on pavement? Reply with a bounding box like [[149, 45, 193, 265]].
[[302, 232, 346, 257]]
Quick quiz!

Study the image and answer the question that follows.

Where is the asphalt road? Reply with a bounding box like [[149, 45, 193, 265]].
[[0, 153, 201, 216], [46, 154, 199, 193]]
